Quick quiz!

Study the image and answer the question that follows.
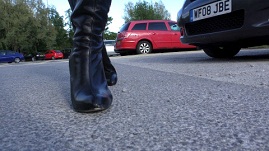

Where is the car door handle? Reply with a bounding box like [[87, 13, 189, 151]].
[[152, 33, 156, 35]]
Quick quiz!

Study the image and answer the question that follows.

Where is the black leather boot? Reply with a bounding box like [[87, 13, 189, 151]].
[[69, 0, 117, 87], [102, 44, 117, 86], [68, 0, 112, 112]]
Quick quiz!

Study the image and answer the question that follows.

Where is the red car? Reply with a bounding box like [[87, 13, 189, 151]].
[[114, 20, 196, 55], [44, 50, 64, 60]]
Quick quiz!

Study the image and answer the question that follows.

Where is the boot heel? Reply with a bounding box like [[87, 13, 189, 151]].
[[107, 72, 117, 86]]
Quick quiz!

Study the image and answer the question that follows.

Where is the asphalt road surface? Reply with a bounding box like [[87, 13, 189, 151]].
[[0, 49, 269, 150]]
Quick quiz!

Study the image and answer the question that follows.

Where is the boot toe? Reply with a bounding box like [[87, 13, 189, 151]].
[[72, 93, 112, 113]]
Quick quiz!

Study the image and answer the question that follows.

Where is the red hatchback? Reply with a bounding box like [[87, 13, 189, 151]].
[[115, 20, 196, 55], [45, 50, 64, 60]]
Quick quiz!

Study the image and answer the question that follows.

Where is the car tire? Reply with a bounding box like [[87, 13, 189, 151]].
[[136, 41, 152, 54], [52, 56, 55, 60], [14, 58, 21, 63], [203, 46, 241, 58]]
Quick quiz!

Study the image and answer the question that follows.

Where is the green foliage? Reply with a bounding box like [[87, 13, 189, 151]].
[[104, 16, 117, 40], [0, 0, 117, 53], [65, 8, 74, 48], [105, 17, 113, 34], [104, 32, 117, 40], [49, 7, 69, 50], [123, 0, 171, 23], [0, 0, 69, 53]]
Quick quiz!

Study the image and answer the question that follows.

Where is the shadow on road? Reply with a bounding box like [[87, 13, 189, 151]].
[[131, 49, 269, 65]]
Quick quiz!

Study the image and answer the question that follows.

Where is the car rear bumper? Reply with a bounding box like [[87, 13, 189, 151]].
[[178, 0, 269, 46], [114, 39, 137, 53], [114, 49, 135, 53]]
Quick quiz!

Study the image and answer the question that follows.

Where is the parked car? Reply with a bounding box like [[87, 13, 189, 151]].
[[62, 48, 72, 59], [177, 0, 269, 58], [0, 50, 24, 63], [44, 50, 64, 60], [114, 20, 196, 56], [24, 52, 45, 61], [104, 40, 118, 56]]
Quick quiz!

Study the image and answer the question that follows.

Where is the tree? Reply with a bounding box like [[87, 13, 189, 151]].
[[104, 32, 117, 40], [123, 0, 171, 22], [0, 0, 58, 53], [104, 16, 117, 40], [28, 0, 57, 52], [105, 17, 113, 34], [65, 8, 73, 48], [49, 7, 68, 50]]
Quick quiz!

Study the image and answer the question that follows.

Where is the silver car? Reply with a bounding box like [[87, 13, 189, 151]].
[[104, 40, 119, 56]]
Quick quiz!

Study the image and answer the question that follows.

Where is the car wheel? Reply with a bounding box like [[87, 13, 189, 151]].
[[32, 57, 36, 61], [136, 41, 152, 54], [203, 46, 241, 58], [52, 56, 55, 60], [14, 58, 21, 63]]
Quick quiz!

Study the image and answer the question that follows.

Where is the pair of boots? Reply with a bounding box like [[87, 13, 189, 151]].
[[68, 0, 115, 112]]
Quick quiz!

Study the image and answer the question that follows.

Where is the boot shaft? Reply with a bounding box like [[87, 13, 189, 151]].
[[70, 0, 112, 53], [68, 0, 113, 112]]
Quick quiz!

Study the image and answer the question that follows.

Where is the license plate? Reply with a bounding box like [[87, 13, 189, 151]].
[[190, 0, 232, 22]]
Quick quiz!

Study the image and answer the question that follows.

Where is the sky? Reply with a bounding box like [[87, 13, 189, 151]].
[[44, 0, 185, 32]]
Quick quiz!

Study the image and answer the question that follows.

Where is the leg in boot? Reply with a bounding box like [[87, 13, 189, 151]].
[[68, 0, 112, 112], [102, 44, 117, 86], [69, 0, 117, 86]]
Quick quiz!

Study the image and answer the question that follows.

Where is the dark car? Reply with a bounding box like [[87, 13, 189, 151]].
[[24, 52, 45, 61], [177, 0, 269, 58], [104, 40, 119, 56], [62, 48, 72, 59], [0, 50, 24, 63]]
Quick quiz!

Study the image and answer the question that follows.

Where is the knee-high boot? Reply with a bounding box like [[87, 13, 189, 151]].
[[69, 0, 112, 112], [102, 44, 117, 86], [69, 0, 117, 87]]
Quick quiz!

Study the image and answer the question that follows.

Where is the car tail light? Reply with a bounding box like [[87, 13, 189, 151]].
[[117, 31, 131, 40]]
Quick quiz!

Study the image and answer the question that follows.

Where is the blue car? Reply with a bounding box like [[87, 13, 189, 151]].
[[0, 50, 25, 63]]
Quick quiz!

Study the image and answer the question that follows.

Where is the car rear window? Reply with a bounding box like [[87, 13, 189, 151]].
[[168, 22, 181, 31], [119, 22, 131, 32], [148, 22, 167, 31], [132, 23, 147, 30], [7, 51, 16, 55], [0, 51, 6, 55]]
